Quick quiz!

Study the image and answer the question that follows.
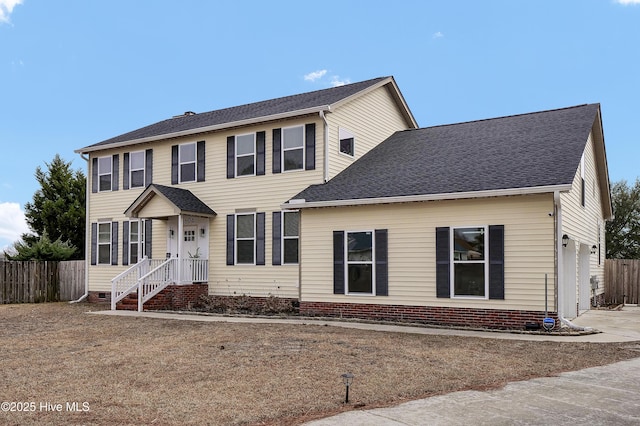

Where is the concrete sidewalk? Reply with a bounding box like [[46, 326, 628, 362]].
[[92, 306, 640, 343], [304, 357, 640, 425]]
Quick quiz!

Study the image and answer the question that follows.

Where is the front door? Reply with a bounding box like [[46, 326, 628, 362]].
[[183, 225, 199, 259]]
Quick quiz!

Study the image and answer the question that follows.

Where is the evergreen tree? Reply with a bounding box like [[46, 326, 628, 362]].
[[6, 155, 86, 261]]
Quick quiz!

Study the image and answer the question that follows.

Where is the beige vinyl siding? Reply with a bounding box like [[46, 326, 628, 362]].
[[560, 129, 607, 298], [86, 84, 414, 297], [327, 86, 410, 180], [300, 194, 556, 311], [86, 118, 325, 297]]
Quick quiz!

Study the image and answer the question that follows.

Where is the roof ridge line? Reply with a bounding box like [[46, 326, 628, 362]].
[[415, 103, 597, 131]]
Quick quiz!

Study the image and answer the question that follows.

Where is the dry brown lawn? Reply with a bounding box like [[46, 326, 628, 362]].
[[0, 303, 638, 426]]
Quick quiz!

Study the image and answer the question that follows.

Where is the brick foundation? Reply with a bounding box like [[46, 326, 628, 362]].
[[90, 284, 208, 311], [300, 301, 558, 330], [591, 292, 606, 308], [143, 283, 209, 311]]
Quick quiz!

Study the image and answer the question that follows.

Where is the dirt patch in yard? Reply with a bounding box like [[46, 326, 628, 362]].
[[0, 303, 638, 425]]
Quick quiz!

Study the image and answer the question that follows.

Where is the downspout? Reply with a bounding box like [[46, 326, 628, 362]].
[[320, 109, 330, 183], [554, 190, 592, 331], [70, 153, 90, 303]]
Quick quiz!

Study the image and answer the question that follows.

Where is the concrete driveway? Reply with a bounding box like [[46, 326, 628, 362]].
[[305, 307, 640, 426]]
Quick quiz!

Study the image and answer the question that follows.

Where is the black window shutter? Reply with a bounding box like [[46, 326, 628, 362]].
[[122, 221, 130, 266], [272, 128, 281, 174], [197, 141, 206, 182], [145, 149, 153, 186], [436, 227, 451, 298], [375, 229, 388, 296], [171, 145, 179, 184], [91, 158, 98, 193], [90, 223, 97, 265], [256, 212, 265, 266], [581, 178, 586, 207], [333, 231, 345, 294], [305, 123, 316, 170], [112, 155, 119, 191], [123, 153, 130, 190], [488, 225, 505, 300], [272, 212, 282, 266], [111, 221, 119, 265], [256, 131, 266, 176], [226, 215, 235, 265], [227, 136, 235, 178], [145, 219, 152, 259]]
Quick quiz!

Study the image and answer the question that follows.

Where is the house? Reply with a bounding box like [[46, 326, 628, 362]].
[[286, 102, 612, 329], [76, 76, 612, 330], [75, 76, 417, 311]]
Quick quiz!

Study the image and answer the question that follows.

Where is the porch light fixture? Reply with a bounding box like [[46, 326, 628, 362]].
[[562, 234, 569, 247], [341, 373, 354, 403], [591, 245, 597, 254], [169, 229, 175, 239], [200, 228, 206, 237]]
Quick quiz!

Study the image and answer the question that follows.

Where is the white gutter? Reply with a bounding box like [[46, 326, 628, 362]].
[[70, 153, 90, 304], [554, 190, 592, 332], [320, 110, 330, 182], [76, 105, 332, 154], [283, 184, 572, 209]]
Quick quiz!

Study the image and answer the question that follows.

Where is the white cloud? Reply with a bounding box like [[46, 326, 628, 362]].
[[433, 31, 444, 39], [304, 70, 327, 82], [615, 0, 640, 4], [0, 0, 23, 24], [330, 76, 351, 87], [0, 202, 29, 250]]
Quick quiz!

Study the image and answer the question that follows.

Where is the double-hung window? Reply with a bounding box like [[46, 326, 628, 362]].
[[128, 220, 147, 264], [452, 226, 487, 298], [236, 213, 256, 264], [98, 156, 113, 192], [346, 231, 374, 294], [236, 133, 256, 176], [282, 211, 299, 264], [98, 222, 112, 265], [129, 151, 145, 188], [179, 143, 197, 182], [282, 125, 304, 171]]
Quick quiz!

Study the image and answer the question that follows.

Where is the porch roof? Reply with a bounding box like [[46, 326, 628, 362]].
[[124, 184, 217, 218]]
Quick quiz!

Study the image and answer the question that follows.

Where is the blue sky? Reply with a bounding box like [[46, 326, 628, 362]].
[[1, 0, 639, 250]]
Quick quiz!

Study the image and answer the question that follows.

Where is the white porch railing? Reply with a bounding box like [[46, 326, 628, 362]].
[[111, 257, 209, 312], [111, 258, 166, 310]]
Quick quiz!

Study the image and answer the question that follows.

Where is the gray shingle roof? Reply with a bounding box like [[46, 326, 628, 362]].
[[127, 184, 216, 217], [82, 77, 390, 150], [291, 104, 600, 204]]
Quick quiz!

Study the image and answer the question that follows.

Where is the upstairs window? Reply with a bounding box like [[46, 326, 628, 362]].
[[98, 156, 113, 192], [339, 128, 355, 157], [282, 125, 305, 171], [172, 141, 205, 184], [236, 133, 256, 176], [129, 151, 145, 188], [179, 143, 197, 182]]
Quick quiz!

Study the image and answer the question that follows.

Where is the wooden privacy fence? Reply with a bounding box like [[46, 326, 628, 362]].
[[0, 260, 85, 304], [604, 259, 640, 305]]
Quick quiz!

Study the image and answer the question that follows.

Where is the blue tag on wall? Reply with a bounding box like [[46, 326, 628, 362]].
[[543, 317, 555, 331]]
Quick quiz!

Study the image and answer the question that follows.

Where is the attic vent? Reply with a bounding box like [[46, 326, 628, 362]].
[[184, 111, 196, 116]]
